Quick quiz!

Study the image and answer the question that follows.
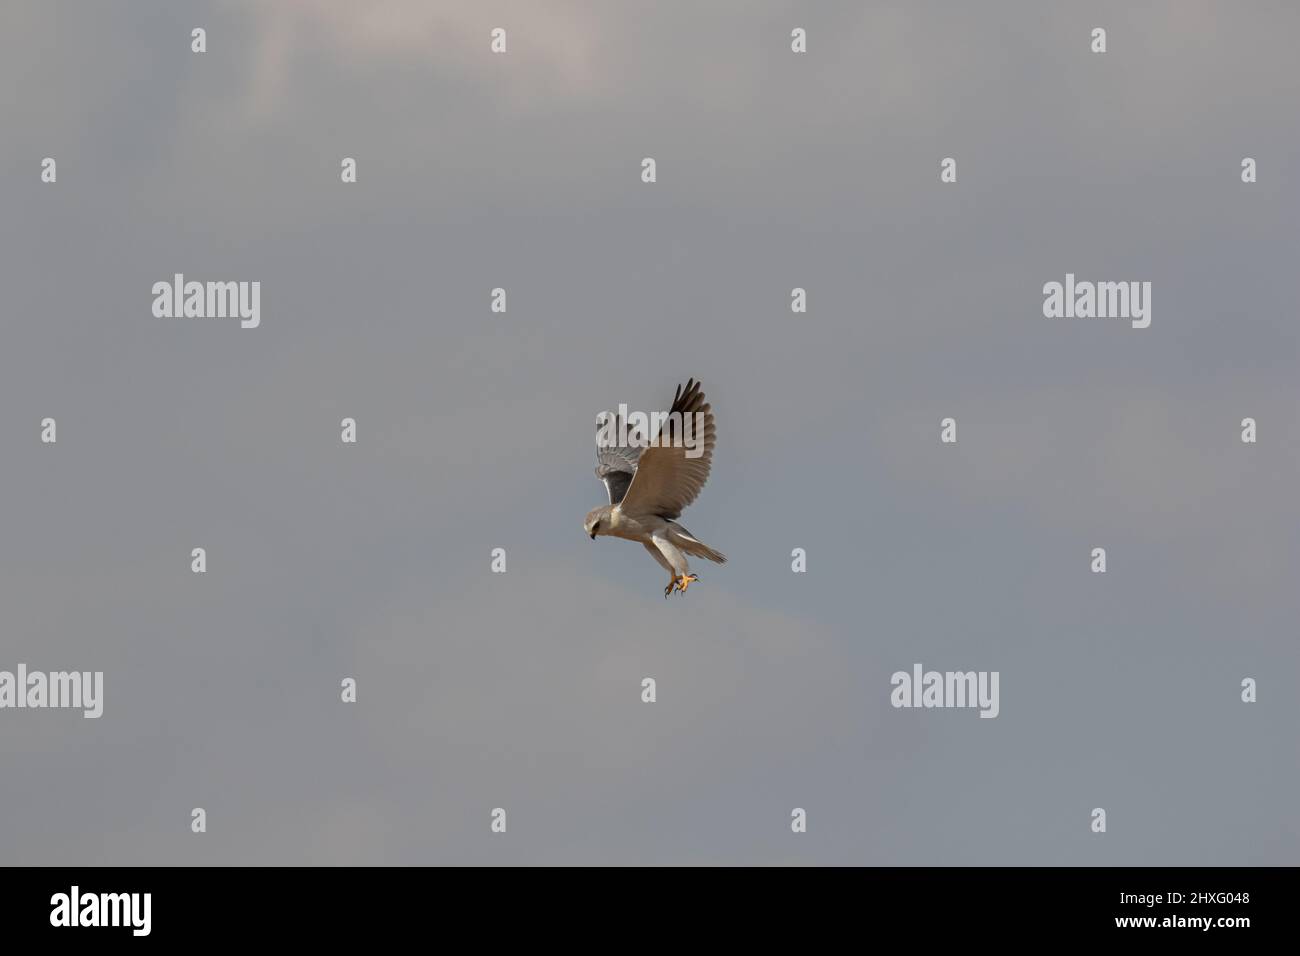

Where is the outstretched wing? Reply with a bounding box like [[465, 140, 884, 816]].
[[618, 378, 716, 521], [595, 411, 642, 505]]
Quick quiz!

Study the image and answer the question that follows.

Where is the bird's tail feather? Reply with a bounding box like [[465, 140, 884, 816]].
[[671, 527, 727, 564]]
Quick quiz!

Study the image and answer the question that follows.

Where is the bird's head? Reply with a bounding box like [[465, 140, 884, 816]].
[[584, 505, 613, 540]]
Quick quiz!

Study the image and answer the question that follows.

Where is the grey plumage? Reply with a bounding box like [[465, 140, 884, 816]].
[[595, 411, 642, 505], [585, 379, 727, 597]]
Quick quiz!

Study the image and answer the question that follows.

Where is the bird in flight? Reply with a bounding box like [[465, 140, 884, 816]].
[[584, 379, 727, 597]]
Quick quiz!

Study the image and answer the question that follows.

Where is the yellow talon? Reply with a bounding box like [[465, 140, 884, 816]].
[[677, 574, 698, 594]]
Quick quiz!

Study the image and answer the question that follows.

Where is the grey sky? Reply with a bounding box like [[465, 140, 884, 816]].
[[1, 0, 1297, 865]]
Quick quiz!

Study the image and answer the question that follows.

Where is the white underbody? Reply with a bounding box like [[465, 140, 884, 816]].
[[604, 508, 695, 579]]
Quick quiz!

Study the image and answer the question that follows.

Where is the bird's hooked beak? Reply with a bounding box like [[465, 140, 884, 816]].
[[589, 531, 596, 540]]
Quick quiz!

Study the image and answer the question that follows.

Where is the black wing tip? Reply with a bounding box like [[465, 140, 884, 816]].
[[672, 377, 705, 412]]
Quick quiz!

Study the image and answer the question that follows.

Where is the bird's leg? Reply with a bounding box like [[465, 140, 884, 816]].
[[676, 573, 699, 594], [664, 577, 677, 598]]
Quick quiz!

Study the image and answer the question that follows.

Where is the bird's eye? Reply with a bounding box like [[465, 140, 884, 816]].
[[593, 522, 601, 532]]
